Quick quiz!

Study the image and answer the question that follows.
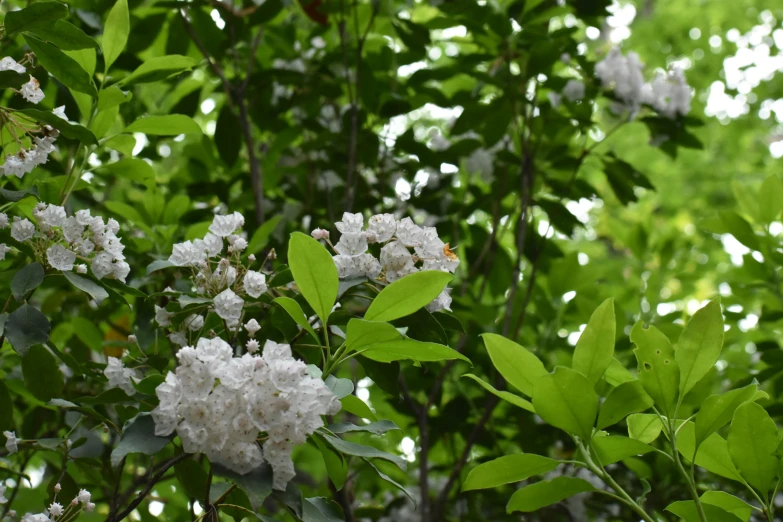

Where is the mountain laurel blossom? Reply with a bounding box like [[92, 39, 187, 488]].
[[317, 213, 459, 312], [151, 338, 340, 489]]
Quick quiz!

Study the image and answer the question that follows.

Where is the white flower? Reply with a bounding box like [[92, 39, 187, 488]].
[[11, 218, 35, 242], [464, 148, 494, 181], [562, 79, 585, 102], [75, 209, 92, 226], [75, 264, 87, 274], [46, 244, 76, 271], [52, 106, 68, 121], [155, 305, 173, 327], [243, 271, 267, 298], [380, 241, 416, 282], [311, 228, 329, 240], [48, 502, 63, 517], [169, 240, 204, 266], [334, 231, 368, 256], [91, 251, 114, 279], [40, 204, 66, 227], [244, 318, 261, 337], [548, 91, 562, 108], [426, 289, 453, 313], [395, 217, 423, 247], [21, 514, 50, 522], [246, 339, 260, 353], [213, 288, 244, 326], [209, 212, 245, 237], [335, 212, 363, 233], [20, 75, 44, 104], [4, 431, 21, 454], [0, 213, 8, 228], [169, 331, 188, 346], [202, 233, 223, 257], [77, 489, 91, 504], [595, 48, 645, 109], [62, 216, 85, 243], [84, 502, 95, 512], [0, 244, 9, 261], [184, 314, 205, 332], [367, 214, 396, 242], [113, 260, 130, 282], [104, 357, 138, 395], [0, 56, 26, 74], [333, 254, 381, 280]]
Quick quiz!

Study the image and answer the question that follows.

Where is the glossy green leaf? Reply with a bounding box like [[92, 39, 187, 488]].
[[462, 374, 535, 413], [666, 501, 742, 522], [364, 270, 452, 322], [627, 413, 664, 444], [288, 232, 338, 326], [11, 262, 45, 301], [318, 431, 406, 470], [462, 454, 560, 491], [597, 380, 654, 429], [481, 333, 547, 397], [246, 215, 283, 256], [345, 319, 401, 350], [759, 175, 783, 223], [313, 437, 347, 491], [694, 384, 757, 449], [119, 55, 198, 86], [124, 114, 202, 135], [29, 20, 99, 50], [328, 421, 400, 436], [16, 109, 98, 145], [62, 272, 110, 304], [102, 0, 129, 73], [303, 497, 345, 522], [5, 303, 51, 355], [572, 297, 615, 384], [700, 492, 752, 522], [339, 395, 377, 422], [97, 86, 133, 111], [110, 414, 172, 467], [24, 35, 97, 97], [677, 422, 743, 482], [361, 338, 470, 364], [274, 297, 318, 342], [212, 462, 273, 510], [675, 298, 724, 397], [532, 367, 598, 440], [506, 477, 595, 513], [631, 321, 679, 416], [22, 345, 63, 401], [592, 435, 654, 466], [4, 1, 68, 35], [727, 402, 779, 498]]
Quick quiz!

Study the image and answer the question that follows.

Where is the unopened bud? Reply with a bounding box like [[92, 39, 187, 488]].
[[71, 498, 78, 506], [311, 228, 329, 240], [248, 254, 256, 262], [54, 483, 62, 493], [268, 248, 277, 260], [128, 334, 137, 343]]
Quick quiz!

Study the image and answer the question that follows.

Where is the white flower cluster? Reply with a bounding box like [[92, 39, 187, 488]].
[[151, 338, 340, 490], [4, 430, 21, 454], [0, 56, 45, 104], [314, 213, 459, 312], [548, 79, 586, 108], [11, 488, 94, 521], [595, 48, 692, 118], [162, 211, 269, 343], [0, 203, 130, 281]]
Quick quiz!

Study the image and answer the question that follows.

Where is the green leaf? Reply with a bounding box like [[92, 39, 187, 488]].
[[16, 109, 98, 145], [364, 271, 451, 322], [313, 437, 347, 491], [102, 0, 129, 73], [759, 175, 783, 223], [0, 381, 14, 432], [174, 458, 208, 499], [694, 384, 757, 449], [675, 298, 724, 397], [462, 374, 535, 413], [666, 501, 743, 522], [627, 413, 664, 444], [103, 158, 156, 188], [361, 338, 470, 364], [119, 55, 198, 86], [506, 477, 595, 513], [133, 375, 165, 395], [572, 297, 615, 384], [62, 271, 110, 304], [677, 422, 743, 482], [110, 414, 172, 467], [328, 421, 400, 436], [5, 303, 51, 355], [29, 20, 99, 50], [532, 367, 598, 440], [591, 435, 654, 466], [462, 454, 560, 491], [727, 402, 779, 498], [346, 319, 401, 350], [246, 215, 283, 256], [339, 395, 377, 422], [124, 114, 202, 135], [162, 194, 190, 224], [700, 492, 753, 522], [273, 297, 318, 342], [97, 85, 133, 111], [318, 431, 406, 470], [603, 357, 638, 386], [212, 462, 273, 511], [303, 497, 345, 522], [4, 1, 68, 35], [362, 458, 417, 506], [631, 322, 680, 416], [24, 35, 97, 97], [11, 262, 45, 301], [22, 345, 63, 401], [0, 186, 38, 203], [288, 232, 338, 326], [597, 380, 654, 429], [481, 333, 547, 397], [325, 376, 353, 399], [718, 211, 759, 250]]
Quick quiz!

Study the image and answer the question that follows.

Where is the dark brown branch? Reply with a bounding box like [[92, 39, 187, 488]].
[[109, 453, 190, 522]]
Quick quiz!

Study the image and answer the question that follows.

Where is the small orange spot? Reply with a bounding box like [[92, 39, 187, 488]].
[[443, 243, 458, 261]]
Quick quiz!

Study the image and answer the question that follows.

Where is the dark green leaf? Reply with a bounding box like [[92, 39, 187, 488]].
[[11, 262, 45, 301]]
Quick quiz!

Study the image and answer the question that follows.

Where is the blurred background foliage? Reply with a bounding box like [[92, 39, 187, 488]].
[[1, 0, 783, 520]]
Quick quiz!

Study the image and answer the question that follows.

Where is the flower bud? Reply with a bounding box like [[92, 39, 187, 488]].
[[128, 334, 137, 343], [54, 483, 62, 492]]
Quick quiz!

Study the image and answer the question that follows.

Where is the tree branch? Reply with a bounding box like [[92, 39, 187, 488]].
[[109, 453, 190, 522]]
